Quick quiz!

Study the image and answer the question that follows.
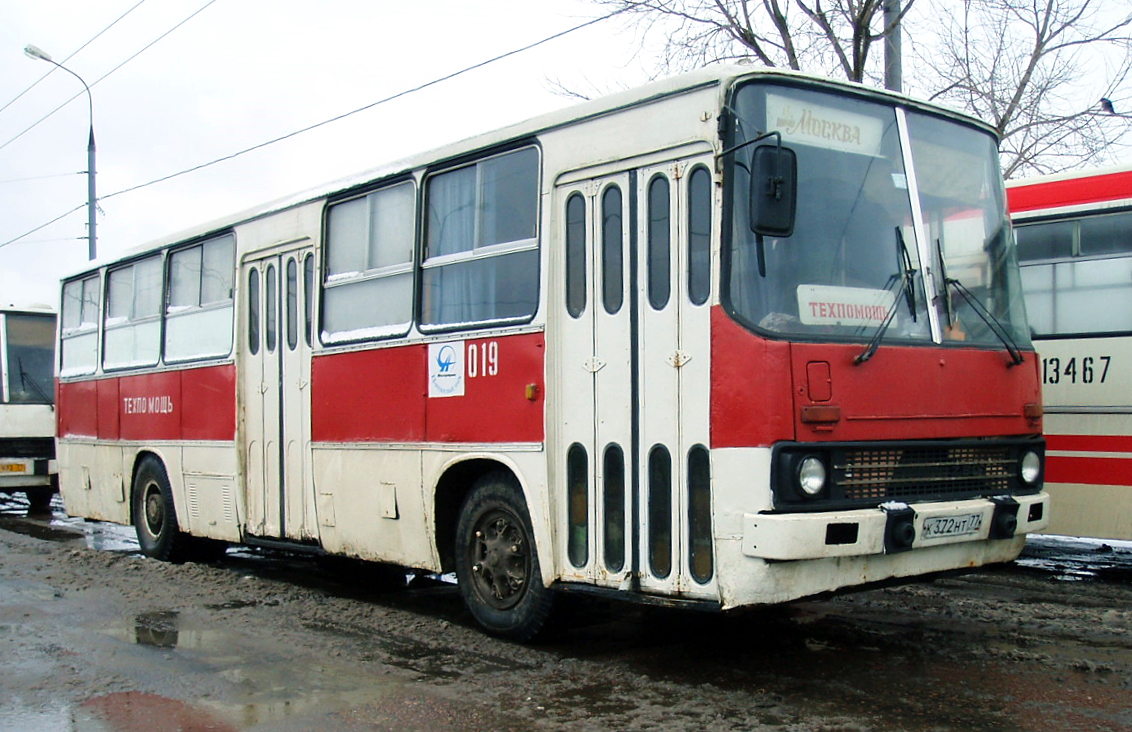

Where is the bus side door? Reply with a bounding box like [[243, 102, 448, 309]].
[[242, 247, 317, 543]]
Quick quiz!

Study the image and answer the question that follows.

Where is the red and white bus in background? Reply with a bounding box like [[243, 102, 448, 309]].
[[1, 306, 57, 513], [57, 66, 1048, 640], [1008, 166, 1132, 541]]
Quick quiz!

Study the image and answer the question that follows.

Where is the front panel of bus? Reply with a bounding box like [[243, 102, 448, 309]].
[[714, 79, 1047, 605]]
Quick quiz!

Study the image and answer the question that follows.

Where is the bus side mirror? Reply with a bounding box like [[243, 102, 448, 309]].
[[749, 145, 797, 237]]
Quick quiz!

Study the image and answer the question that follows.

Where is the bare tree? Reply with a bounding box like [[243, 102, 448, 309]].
[[912, 0, 1132, 178], [596, 0, 914, 84], [590, 0, 1132, 176]]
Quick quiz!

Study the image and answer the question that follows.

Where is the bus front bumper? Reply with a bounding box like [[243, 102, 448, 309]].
[[742, 493, 1050, 561]]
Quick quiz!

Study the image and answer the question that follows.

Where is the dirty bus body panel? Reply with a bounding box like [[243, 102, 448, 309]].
[[1008, 166, 1132, 541], [57, 66, 1047, 640]]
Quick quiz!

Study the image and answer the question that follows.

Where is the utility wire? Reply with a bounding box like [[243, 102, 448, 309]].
[[0, 172, 84, 185], [103, 11, 619, 202], [1, 10, 618, 251], [0, 0, 148, 118], [0, 0, 219, 154]]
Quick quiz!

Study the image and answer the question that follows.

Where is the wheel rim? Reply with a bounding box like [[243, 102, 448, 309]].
[[469, 507, 530, 610], [142, 482, 165, 538]]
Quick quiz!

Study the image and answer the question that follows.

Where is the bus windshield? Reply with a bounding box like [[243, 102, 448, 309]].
[[725, 82, 1031, 352], [3, 312, 55, 405]]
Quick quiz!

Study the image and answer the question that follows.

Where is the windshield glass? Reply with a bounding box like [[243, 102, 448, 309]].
[[724, 82, 1031, 352], [904, 112, 1030, 348], [3, 313, 55, 405]]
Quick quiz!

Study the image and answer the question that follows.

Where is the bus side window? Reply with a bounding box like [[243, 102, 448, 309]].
[[60, 275, 100, 377], [421, 147, 540, 329], [323, 181, 414, 343], [166, 234, 235, 363], [104, 255, 162, 370]]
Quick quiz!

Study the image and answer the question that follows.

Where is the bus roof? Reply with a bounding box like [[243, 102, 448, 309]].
[[1007, 163, 1132, 216], [66, 64, 997, 278]]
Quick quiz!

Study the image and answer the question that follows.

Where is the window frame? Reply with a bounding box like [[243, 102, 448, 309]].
[[321, 178, 418, 345], [102, 253, 165, 372], [1016, 209, 1132, 338], [164, 232, 237, 364], [419, 144, 542, 333]]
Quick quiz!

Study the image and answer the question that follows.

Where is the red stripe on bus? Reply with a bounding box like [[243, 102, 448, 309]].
[[57, 364, 236, 442], [311, 332, 545, 444], [1045, 455, 1132, 487], [1007, 169, 1132, 213], [1046, 434, 1132, 454]]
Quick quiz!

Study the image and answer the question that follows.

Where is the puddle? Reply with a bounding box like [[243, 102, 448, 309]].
[[1017, 534, 1132, 582], [92, 610, 405, 729]]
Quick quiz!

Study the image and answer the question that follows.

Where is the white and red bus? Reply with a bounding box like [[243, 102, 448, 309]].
[[1, 306, 57, 513], [57, 66, 1048, 640], [1008, 165, 1132, 541]]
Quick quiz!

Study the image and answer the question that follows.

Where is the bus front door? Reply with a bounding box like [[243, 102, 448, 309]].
[[242, 247, 318, 544], [556, 154, 714, 596]]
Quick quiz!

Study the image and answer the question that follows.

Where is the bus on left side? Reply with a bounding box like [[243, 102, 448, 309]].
[[0, 306, 57, 513]]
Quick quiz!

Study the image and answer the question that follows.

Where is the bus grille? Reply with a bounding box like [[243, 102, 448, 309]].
[[836, 445, 1013, 502]]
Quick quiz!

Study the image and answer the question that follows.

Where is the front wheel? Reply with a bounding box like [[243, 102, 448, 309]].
[[132, 456, 191, 562], [455, 473, 554, 641]]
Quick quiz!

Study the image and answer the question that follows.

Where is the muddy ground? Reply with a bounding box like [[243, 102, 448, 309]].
[[1, 494, 1131, 732]]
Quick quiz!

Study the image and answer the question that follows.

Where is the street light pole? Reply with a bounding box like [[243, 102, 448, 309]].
[[24, 44, 97, 261]]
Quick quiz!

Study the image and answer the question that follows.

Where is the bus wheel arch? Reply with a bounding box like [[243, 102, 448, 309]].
[[452, 469, 555, 641], [130, 453, 192, 563]]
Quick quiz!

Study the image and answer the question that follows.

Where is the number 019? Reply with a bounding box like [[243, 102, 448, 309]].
[[468, 341, 499, 378]]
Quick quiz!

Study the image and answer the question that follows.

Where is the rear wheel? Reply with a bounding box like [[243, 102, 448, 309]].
[[132, 456, 191, 562], [455, 473, 554, 641]]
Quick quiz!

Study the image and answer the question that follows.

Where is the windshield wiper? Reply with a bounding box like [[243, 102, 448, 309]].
[[18, 358, 54, 407], [943, 278, 1026, 366], [854, 227, 918, 365]]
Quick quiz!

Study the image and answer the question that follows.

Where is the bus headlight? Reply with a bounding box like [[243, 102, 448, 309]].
[[1020, 450, 1041, 485], [798, 456, 827, 497]]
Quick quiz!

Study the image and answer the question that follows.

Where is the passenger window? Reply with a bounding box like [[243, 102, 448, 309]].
[[1079, 211, 1132, 256], [647, 175, 671, 310], [1015, 220, 1074, 261], [323, 181, 415, 343], [60, 274, 101, 376], [104, 255, 162, 370], [421, 147, 540, 329], [165, 234, 235, 362]]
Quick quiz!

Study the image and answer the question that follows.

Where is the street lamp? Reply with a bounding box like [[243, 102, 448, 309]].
[[24, 44, 97, 261]]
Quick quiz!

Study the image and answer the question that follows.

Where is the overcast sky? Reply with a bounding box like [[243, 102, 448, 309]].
[[2, 2, 1128, 311], [1, 0, 645, 308]]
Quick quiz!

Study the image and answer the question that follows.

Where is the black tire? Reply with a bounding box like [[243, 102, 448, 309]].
[[132, 456, 191, 563], [455, 473, 554, 641]]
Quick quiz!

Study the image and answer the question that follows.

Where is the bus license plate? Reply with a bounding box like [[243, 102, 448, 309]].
[[0, 462, 27, 473], [922, 513, 983, 540]]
